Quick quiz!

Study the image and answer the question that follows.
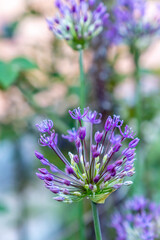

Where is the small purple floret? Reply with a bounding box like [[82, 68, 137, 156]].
[[73, 154, 79, 163], [84, 110, 102, 124], [78, 127, 86, 140], [69, 107, 89, 121], [35, 151, 44, 160], [66, 166, 74, 175], [93, 175, 100, 183], [53, 196, 65, 202], [36, 119, 53, 133], [38, 168, 48, 174], [129, 138, 140, 148], [95, 131, 103, 143]]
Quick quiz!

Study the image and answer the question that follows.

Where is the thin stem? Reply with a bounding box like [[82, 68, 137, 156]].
[[132, 46, 143, 193], [79, 201, 85, 240], [79, 49, 85, 109], [78, 49, 86, 240], [91, 202, 102, 240]]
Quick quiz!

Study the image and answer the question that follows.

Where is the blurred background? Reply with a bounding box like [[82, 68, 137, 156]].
[[0, 0, 160, 239]]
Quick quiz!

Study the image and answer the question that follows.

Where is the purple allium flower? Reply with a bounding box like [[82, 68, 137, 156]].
[[112, 0, 160, 45], [46, 0, 108, 50], [112, 196, 160, 240], [35, 107, 139, 203]]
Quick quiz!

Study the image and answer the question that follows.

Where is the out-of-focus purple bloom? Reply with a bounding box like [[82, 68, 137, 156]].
[[126, 196, 148, 211], [36, 120, 53, 133], [112, 0, 160, 45], [35, 107, 139, 203], [62, 128, 78, 142], [112, 196, 160, 240], [47, 0, 108, 50], [84, 110, 102, 124], [69, 107, 89, 121]]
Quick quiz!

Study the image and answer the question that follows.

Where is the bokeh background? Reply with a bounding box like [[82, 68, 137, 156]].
[[1, 0, 160, 239]]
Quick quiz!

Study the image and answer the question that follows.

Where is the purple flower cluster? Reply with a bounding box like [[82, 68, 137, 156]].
[[35, 107, 139, 203], [112, 196, 160, 240], [112, 0, 160, 45], [46, 0, 108, 50]]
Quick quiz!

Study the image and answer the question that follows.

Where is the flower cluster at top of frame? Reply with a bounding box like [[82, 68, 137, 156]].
[[46, 0, 108, 50], [112, 0, 160, 45]]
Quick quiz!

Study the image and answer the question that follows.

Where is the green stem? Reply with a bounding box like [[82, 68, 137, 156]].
[[79, 49, 85, 109], [78, 49, 86, 240], [134, 48, 141, 141], [79, 201, 85, 240], [132, 46, 143, 193], [91, 202, 102, 240]]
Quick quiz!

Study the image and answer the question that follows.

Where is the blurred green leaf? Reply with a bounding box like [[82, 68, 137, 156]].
[[0, 203, 8, 213], [50, 72, 65, 81], [11, 57, 37, 71], [139, 68, 154, 75], [68, 86, 80, 96], [1, 21, 19, 39], [0, 61, 18, 89]]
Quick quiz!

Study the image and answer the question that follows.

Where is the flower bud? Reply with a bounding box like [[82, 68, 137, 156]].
[[53, 196, 65, 202], [73, 154, 79, 163], [93, 175, 100, 183], [115, 159, 123, 166], [45, 174, 54, 181], [113, 143, 122, 152], [78, 127, 86, 140], [129, 138, 140, 148], [38, 168, 48, 174], [50, 186, 60, 193], [107, 164, 116, 177], [66, 166, 74, 175], [63, 189, 70, 195], [36, 173, 45, 180], [35, 151, 44, 160], [95, 131, 103, 143], [63, 179, 71, 186], [105, 116, 113, 131], [89, 184, 94, 190]]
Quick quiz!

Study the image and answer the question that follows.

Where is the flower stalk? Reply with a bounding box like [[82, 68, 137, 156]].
[[91, 202, 102, 240], [131, 45, 143, 193], [79, 49, 85, 110]]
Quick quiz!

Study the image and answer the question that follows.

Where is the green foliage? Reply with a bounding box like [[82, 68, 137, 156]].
[[0, 57, 37, 89], [1, 21, 19, 39], [11, 57, 37, 71], [0, 61, 18, 89], [0, 202, 8, 213]]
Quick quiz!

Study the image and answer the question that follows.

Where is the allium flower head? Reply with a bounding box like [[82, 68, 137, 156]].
[[46, 0, 108, 50], [112, 196, 160, 240], [35, 107, 139, 204], [113, 0, 160, 45]]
